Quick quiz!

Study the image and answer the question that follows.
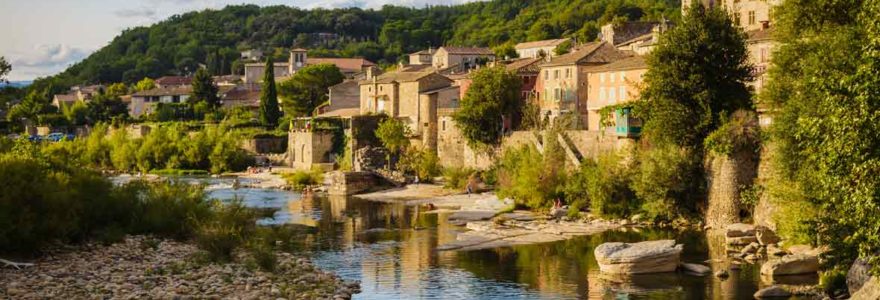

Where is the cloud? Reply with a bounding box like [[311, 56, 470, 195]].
[[7, 44, 92, 80], [114, 7, 157, 18]]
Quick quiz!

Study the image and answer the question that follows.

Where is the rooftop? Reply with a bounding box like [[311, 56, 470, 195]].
[[155, 76, 192, 86], [132, 86, 193, 97], [439, 46, 494, 55], [541, 42, 631, 67], [515, 38, 569, 50], [307, 58, 375, 72], [504, 57, 543, 73]]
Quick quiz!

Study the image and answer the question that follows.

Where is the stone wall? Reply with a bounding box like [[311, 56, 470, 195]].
[[325, 171, 380, 196], [753, 141, 779, 230], [437, 115, 466, 168], [705, 149, 759, 229], [288, 131, 336, 170], [241, 136, 288, 154]]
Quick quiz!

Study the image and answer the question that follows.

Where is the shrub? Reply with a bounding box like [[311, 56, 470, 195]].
[[283, 168, 324, 191], [194, 200, 256, 262], [442, 167, 475, 190], [631, 145, 703, 222], [582, 152, 638, 218], [496, 143, 566, 210], [398, 147, 441, 182]]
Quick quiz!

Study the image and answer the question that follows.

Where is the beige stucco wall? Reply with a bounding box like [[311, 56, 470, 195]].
[[585, 68, 647, 131], [747, 38, 775, 93], [360, 82, 398, 115], [244, 64, 290, 84]]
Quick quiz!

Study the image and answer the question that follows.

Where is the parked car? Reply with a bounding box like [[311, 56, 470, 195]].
[[6, 133, 20, 139], [28, 135, 42, 142], [44, 132, 75, 142]]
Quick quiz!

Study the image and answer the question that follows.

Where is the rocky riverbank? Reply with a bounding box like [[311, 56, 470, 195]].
[[0, 236, 359, 299]]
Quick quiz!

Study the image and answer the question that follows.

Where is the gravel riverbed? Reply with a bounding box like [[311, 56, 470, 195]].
[[0, 236, 359, 299]]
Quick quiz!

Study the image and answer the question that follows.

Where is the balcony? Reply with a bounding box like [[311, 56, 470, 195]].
[[614, 107, 642, 138]]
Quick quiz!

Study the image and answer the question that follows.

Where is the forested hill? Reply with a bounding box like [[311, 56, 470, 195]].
[[42, 0, 679, 87]]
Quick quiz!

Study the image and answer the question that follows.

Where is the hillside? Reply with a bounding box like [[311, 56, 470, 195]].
[[40, 0, 679, 88]]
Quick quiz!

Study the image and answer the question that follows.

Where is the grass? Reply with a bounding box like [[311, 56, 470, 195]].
[[282, 168, 324, 191], [442, 167, 475, 190]]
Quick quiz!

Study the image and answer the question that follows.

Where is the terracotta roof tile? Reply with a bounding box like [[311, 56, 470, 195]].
[[440, 46, 494, 55], [307, 58, 375, 73], [515, 39, 569, 50]]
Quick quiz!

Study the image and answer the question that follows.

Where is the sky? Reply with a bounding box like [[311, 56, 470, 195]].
[[0, 0, 478, 81]]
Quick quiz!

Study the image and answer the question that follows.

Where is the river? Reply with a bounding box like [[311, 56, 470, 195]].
[[190, 176, 812, 299]]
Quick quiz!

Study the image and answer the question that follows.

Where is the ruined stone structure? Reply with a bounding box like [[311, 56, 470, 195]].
[[288, 130, 336, 170]]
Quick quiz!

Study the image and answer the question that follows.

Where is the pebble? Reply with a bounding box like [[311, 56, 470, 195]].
[[0, 235, 359, 299]]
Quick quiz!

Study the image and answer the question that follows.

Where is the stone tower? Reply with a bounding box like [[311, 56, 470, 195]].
[[289, 48, 308, 73]]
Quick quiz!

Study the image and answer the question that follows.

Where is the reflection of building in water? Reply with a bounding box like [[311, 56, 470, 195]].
[[287, 194, 319, 227]]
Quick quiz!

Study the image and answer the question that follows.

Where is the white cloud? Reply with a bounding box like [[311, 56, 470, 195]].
[[7, 44, 93, 80], [114, 7, 158, 18]]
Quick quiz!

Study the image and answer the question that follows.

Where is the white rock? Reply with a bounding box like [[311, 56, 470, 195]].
[[760, 254, 819, 276], [594, 240, 683, 274]]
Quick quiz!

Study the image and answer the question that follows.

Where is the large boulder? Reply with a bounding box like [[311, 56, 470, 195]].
[[754, 285, 791, 298], [726, 223, 757, 237], [848, 258, 873, 295], [760, 254, 819, 276], [755, 226, 781, 245], [851, 276, 880, 300], [594, 240, 683, 274]]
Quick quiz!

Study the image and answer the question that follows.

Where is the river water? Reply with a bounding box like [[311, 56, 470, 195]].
[[189, 177, 811, 299]]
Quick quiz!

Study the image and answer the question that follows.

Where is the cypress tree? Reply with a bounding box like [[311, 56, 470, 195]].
[[191, 68, 219, 109], [259, 57, 281, 127]]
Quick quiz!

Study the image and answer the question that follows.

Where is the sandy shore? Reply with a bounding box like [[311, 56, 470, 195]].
[[0, 236, 359, 299], [354, 184, 461, 202], [228, 167, 296, 190]]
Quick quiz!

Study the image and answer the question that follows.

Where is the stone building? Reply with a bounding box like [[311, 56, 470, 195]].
[[244, 48, 376, 83], [432, 47, 495, 70], [51, 85, 104, 108], [535, 42, 630, 128], [154, 76, 192, 89], [408, 49, 435, 66], [129, 86, 192, 117], [220, 84, 261, 111], [584, 56, 648, 131], [514, 38, 570, 59], [288, 129, 336, 170], [316, 80, 361, 118]]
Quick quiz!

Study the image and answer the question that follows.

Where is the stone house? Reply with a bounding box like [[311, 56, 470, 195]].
[[409, 49, 435, 65], [288, 129, 336, 170], [220, 84, 261, 111], [503, 57, 543, 102], [682, 0, 780, 32], [154, 76, 192, 89], [584, 56, 648, 131], [432, 47, 495, 70], [51, 85, 104, 108], [316, 80, 361, 118], [536, 42, 630, 128], [129, 86, 192, 117], [612, 20, 671, 55], [514, 38, 570, 59], [359, 69, 459, 151], [244, 48, 376, 83]]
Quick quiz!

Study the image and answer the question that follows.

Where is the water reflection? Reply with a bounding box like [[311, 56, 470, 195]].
[[202, 181, 777, 300]]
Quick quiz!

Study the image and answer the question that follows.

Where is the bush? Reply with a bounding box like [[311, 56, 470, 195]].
[[496, 144, 566, 210], [631, 145, 703, 222], [581, 153, 638, 218], [443, 167, 475, 190], [282, 168, 324, 191], [398, 147, 441, 182]]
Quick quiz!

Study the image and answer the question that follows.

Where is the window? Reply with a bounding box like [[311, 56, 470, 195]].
[[600, 73, 606, 83], [565, 68, 571, 78], [379, 86, 383, 92], [734, 13, 741, 26], [554, 70, 559, 79], [442, 120, 446, 131], [599, 87, 606, 101], [608, 88, 616, 102], [610, 72, 615, 83], [748, 11, 756, 25], [368, 86, 372, 92], [760, 48, 768, 62], [544, 70, 549, 80], [619, 86, 626, 101], [554, 88, 561, 101], [620, 72, 626, 82]]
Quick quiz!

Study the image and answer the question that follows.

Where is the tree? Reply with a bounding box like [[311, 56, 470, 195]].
[[105, 83, 128, 98], [259, 57, 280, 127], [0, 56, 10, 83], [190, 68, 219, 109], [278, 64, 344, 117], [493, 43, 518, 60], [135, 78, 156, 91], [87, 92, 129, 122], [553, 40, 573, 56], [765, 0, 880, 273], [375, 117, 410, 156], [637, 2, 753, 149], [452, 66, 522, 149]]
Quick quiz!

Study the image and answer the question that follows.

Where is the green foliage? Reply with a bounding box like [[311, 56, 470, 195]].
[[191, 68, 220, 110], [134, 78, 156, 91], [704, 110, 760, 156], [259, 57, 281, 127], [495, 142, 566, 210], [637, 2, 753, 149], [62, 101, 89, 125], [105, 83, 128, 98], [278, 64, 344, 117], [553, 40, 573, 56], [0, 56, 9, 83], [194, 200, 256, 262], [631, 145, 703, 222], [580, 153, 638, 218], [442, 167, 476, 190], [282, 169, 324, 191], [766, 0, 880, 271], [493, 42, 518, 60], [453, 67, 522, 149], [375, 117, 410, 155], [398, 147, 441, 182]]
